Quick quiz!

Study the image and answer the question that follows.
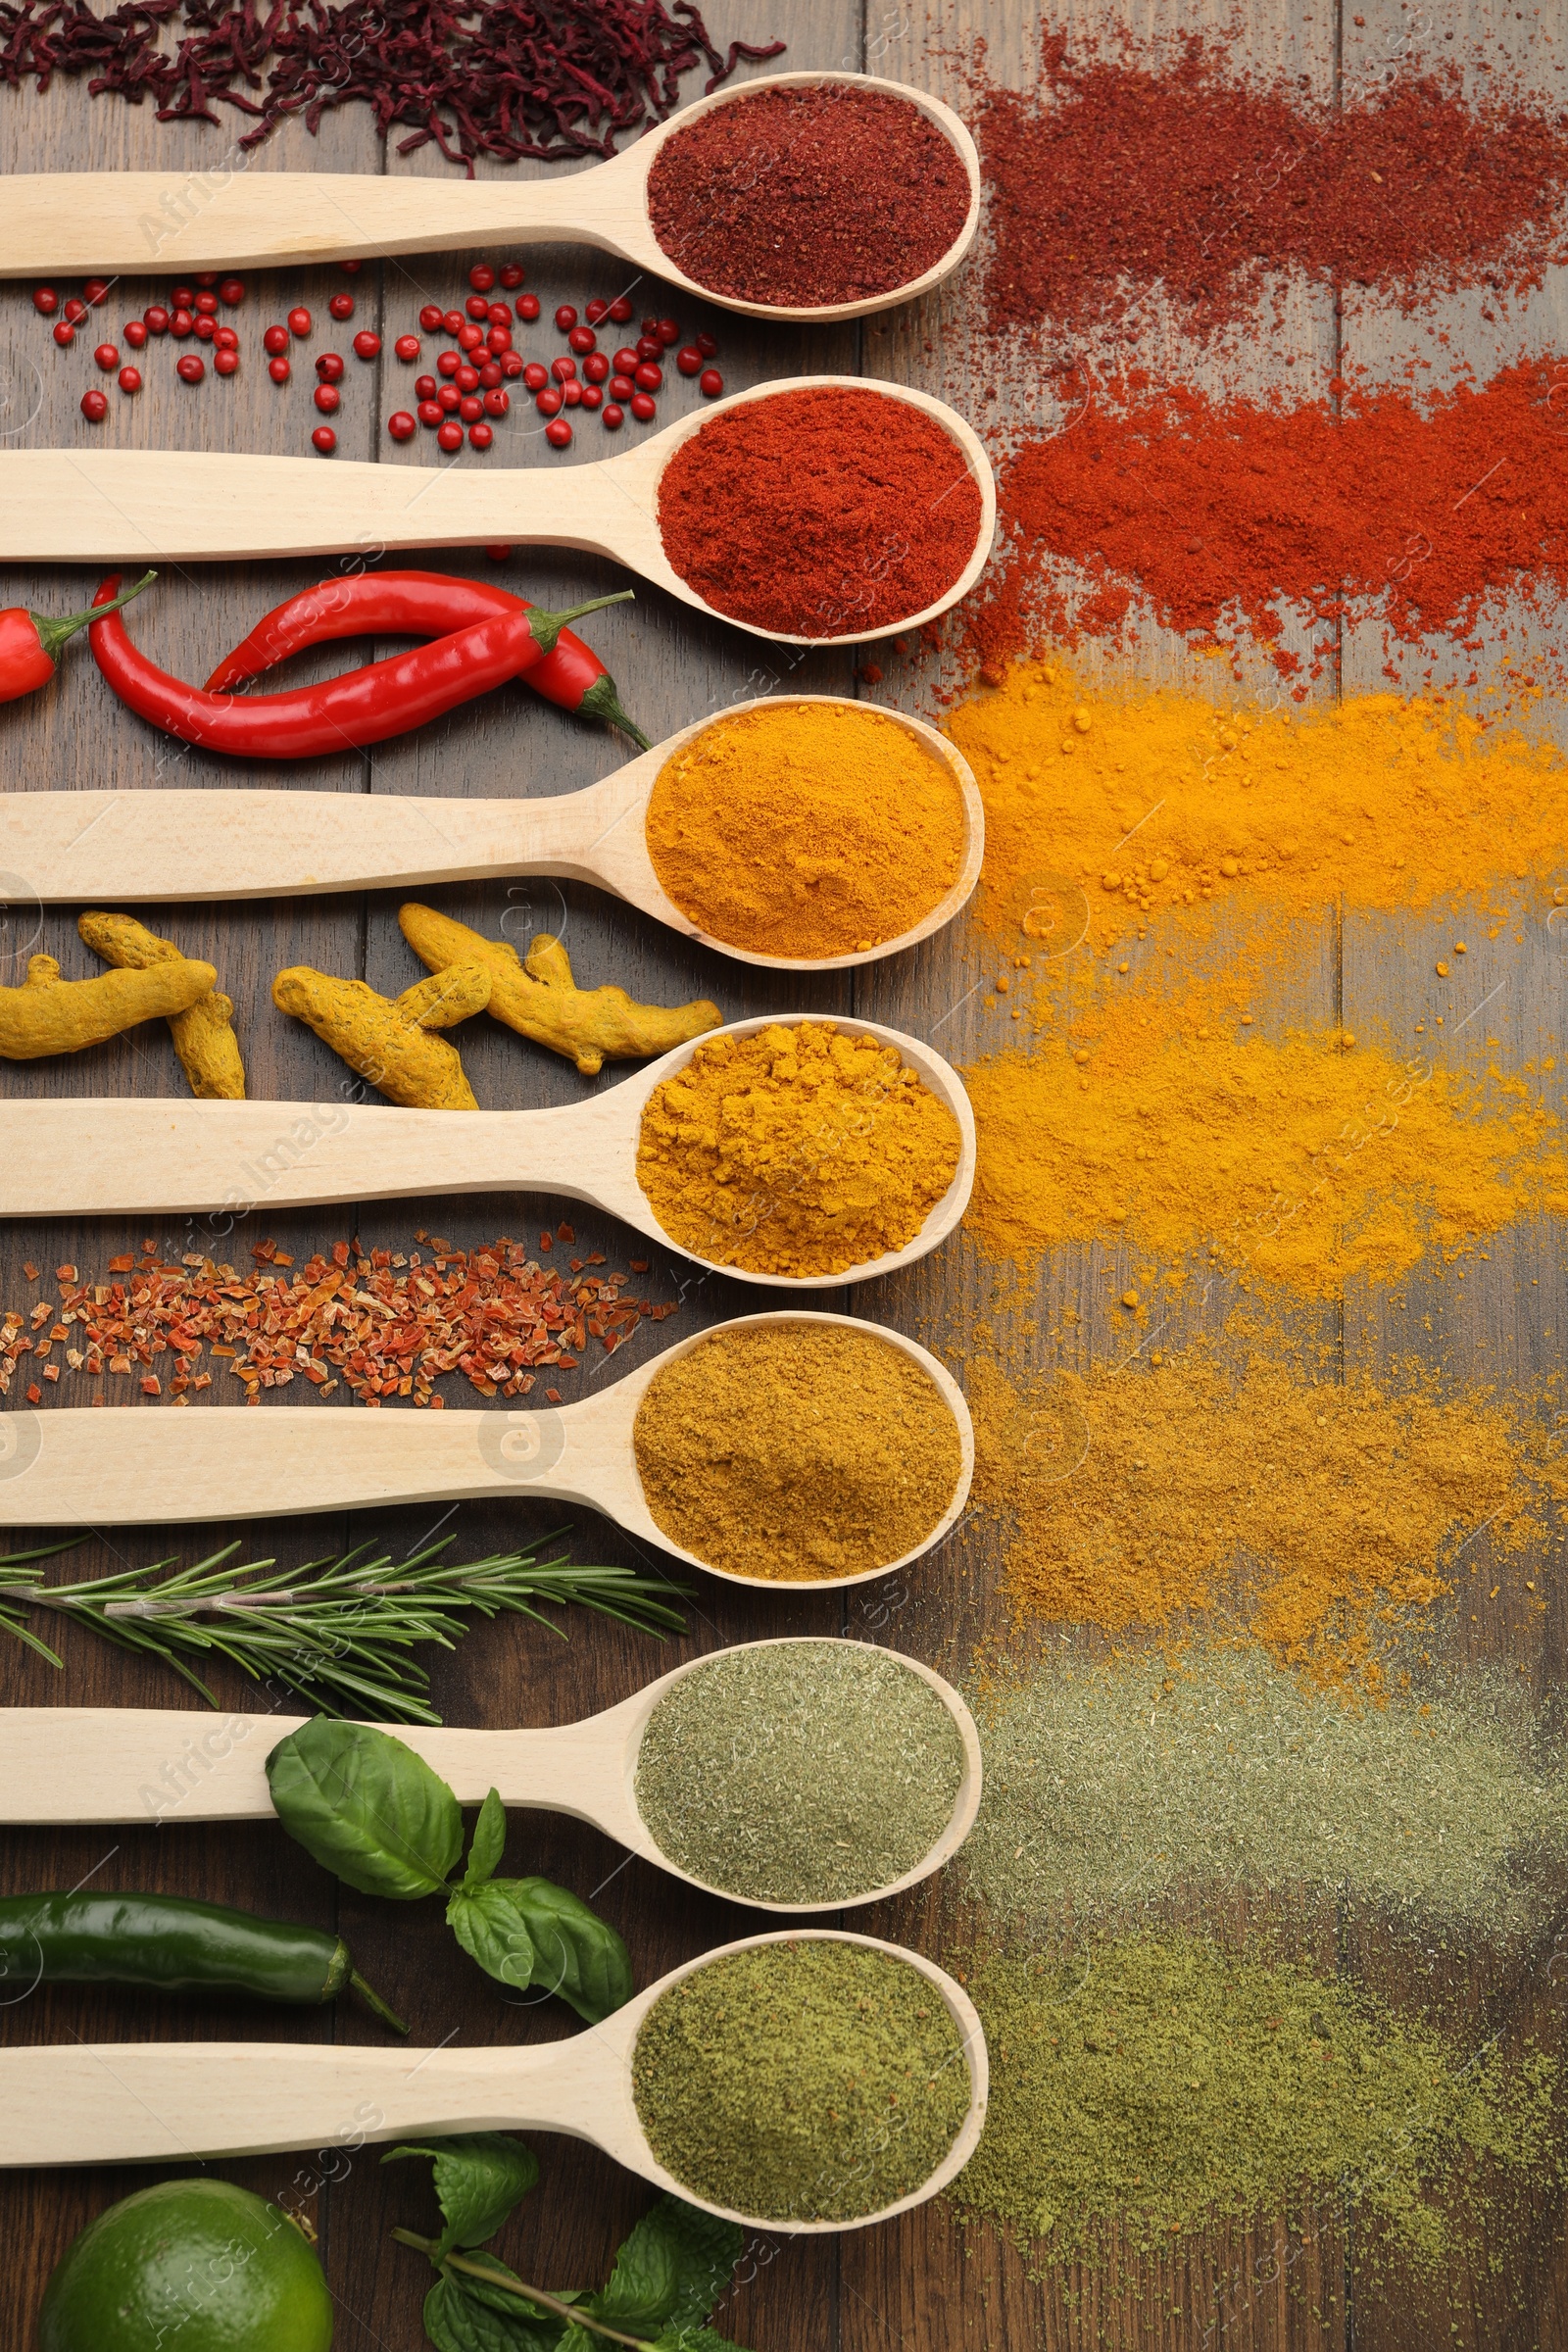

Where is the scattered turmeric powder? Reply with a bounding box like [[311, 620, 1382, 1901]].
[[0, 951, 217, 1059], [77, 911, 244, 1099], [272, 961, 490, 1109], [636, 1020, 962, 1278], [644, 699, 970, 958], [398, 904, 720, 1078], [970, 1346, 1565, 1687], [950, 659, 1568, 949], [962, 979, 1568, 1294]]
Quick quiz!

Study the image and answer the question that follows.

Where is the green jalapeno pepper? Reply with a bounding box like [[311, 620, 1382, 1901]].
[[0, 1891, 406, 2032]]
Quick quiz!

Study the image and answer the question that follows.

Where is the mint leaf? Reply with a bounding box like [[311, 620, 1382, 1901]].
[[422, 2273, 560, 2352], [448, 1882, 538, 1990], [500, 1877, 633, 2023], [464, 1788, 509, 1890], [653, 2328, 752, 2352], [587, 2198, 743, 2338], [268, 1717, 462, 1899], [383, 2132, 539, 2258]]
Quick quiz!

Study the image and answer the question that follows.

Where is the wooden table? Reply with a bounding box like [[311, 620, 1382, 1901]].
[[2, 4, 1564, 2347]]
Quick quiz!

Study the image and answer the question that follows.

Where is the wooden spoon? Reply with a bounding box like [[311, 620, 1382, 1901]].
[[0, 1015, 977, 1290], [0, 376, 995, 645], [0, 1636, 983, 1914], [0, 1924, 989, 2229], [0, 1309, 974, 1588], [0, 695, 984, 973], [0, 71, 981, 322]]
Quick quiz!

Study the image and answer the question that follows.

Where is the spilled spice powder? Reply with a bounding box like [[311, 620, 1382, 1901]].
[[949, 659, 1568, 949], [962, 987, 1568, 1293], [977, 37, 1568, 343], [969, 1348, 1565, 1680], [956, 1934, 1558, 2264], [969, 360, 1568, 683]]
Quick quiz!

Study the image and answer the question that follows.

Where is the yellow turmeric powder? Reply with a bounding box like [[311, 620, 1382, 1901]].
[[644, 700, 969, 958], [971, 1345, 1565, 1688], [951, 659, 1568, 949], [77, 911, 245, 1100], [637, 1020, 962, 1278], [963, 977, 1568, 1294], [399, 904, 720, 1077], [272, 961, 490, 1109], [0, 952, 217, 1059]]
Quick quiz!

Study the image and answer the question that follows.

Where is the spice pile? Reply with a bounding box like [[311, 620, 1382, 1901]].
[[0, 0, 782, 172], [964, 1644, 1565, 1944], [0, 1231, 674, 1407], [646, 700, 968, 959], [976, 37, 1568, 343], [633, 1939, 970, 2222], [969, 1346, 1564, 1678], [633, 1323, 962, 1582], [657, 388, 983, 636], [635, 1641, 966, 1904], [962, 982, 1568, 1293], [649, 82, 970, 308], [955, 1934, 1558, 2263], [636, 1022, 962, 1279], [969, 359, 1568, 682]]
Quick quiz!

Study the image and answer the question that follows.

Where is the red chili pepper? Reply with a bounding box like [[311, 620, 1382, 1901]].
[[88, 575, 634, 760], [203, 571, 650, 750], [0, 571, 155, 706]]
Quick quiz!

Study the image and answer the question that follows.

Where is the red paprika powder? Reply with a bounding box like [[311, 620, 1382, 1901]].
[[658, 388, 984, 638], [648, 83, 971, 308], [970, 358, 1568, 683]]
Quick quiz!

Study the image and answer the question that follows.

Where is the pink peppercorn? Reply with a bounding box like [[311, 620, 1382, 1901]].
[[656, 318, 680, 346], [32, 286, 57, 315], [219, 277, 246, 306], [415, 373, 436, 399], [268, 356, 291, 384], [465, 294, 489, 322], [608, 296, 633, 323], [214, 348, 239, 376], [93, 343, 119, 371], [561, 381, 582, 408], [288, 307, 312, 336], [457, 322, 484, 352], [499, 264, 524, 290], [419, 305, 444, 332], [170, 311, 194, 338], [699, 367, 723, 397], [314, 383, 340, 414], [442, 310, 464, 335], [395, 334, 420, 362], [176, 353, 205, 384], [602, 402, 624, 429], [193, 318, 217, 342], [263, 324, 289, 355], [82, 277, 110, 307], [545, 416, 572, 448], [551, 355, 576, 383], [52, 321, 74, 347], [123, 319, 148, 349], [515, 294, 541, 321], [478, 361, 502, 389], [80, 387, 108, 422], [583, 352, 610, 384], [456, 364, 480, 394], [482, 387, 509, 416], [580, 384, 603, 411], [522, 361, 549, 392], [634, 362, 662, 391], [143, 307, 170, 334], [119, 366, 142, 394], [328, 292, 355, 320], [459, 395, 482, 422], [584, 299, 609, 325], [630, 392, 657, 421], [486, 302, 511, 327], [675, 345, 702, 375], [696, 332, 718, 358], [63, 297, 87, 323], [214, 325, 239, 350], [312, 425, 337, 454], [501, 354, 525, 379], [536, 386, 563, 417], [388, 411, 416, 441], [468, 421, 494, 450], [437, 419, 463, 452], [469, 264, 496, 292], [417, 400, 443, 426], [194, 292, 219, 316], [316, 352, 345, 383], [353, 331, 381, 360], [610, 374, 635, 401], [567, 325, 596, 356], [554, 305, 577, 331], [171, 285, 195, 309]]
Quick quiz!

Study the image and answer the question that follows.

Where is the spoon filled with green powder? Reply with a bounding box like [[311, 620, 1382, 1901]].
[[14, 1639, 981, 1913]]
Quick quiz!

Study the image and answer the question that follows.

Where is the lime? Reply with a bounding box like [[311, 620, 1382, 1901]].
[[37, 2178, 333, 2352]]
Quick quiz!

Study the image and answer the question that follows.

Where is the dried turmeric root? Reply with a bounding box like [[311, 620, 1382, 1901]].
[[272, 960, 491, 1110], [398, 904, 721, 1079], [77, 911, 246, 1100], [0, 951, 218, 1059]]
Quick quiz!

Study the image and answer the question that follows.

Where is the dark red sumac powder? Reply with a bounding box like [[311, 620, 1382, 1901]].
[[980, 36, 1568, 340], [647, 83, 971, 307], [658, 388, 983, 637]]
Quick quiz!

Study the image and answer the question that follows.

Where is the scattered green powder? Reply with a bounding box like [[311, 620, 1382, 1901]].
[[964, 1644, 1566, 1944], [635, 1642, 968, 1905], [956, 1934, 1557, 2265], [633, 1940, 972, 2222]]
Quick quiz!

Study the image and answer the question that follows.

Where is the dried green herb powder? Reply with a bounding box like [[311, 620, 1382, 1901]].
[[633, 1940, 972, 2222], [635, 1641, 968, 1903], [956, 1934, 1556, 2264]]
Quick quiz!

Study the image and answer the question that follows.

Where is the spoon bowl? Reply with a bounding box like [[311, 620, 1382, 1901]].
[[0, 72, 982, 324], [0, 1310, 975, 1591], [0, 376, 995, 646], [0, 1635, 984, 1913], [0, 1013, 978, 1288], [0, 1925, 989, 2230], [0, 695, 986, 972]]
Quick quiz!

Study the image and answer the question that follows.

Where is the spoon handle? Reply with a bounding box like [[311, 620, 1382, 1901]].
[[0, 2034, 606, 2166], [0, 169, 601, 276], [0, 779, 647, 905], [0, 448, 657, 566], [0, 1708, 625, 1827]]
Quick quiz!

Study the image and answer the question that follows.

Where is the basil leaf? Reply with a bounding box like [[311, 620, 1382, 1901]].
[[588, 2198, 742, 2337], [422, 2274, 559, 2352], [464, 1788, 509, 1891], [448, 1882, 538, 1990], [382, 2132, 539, 2259], [267, 1718, 463, 1899], [499, 1876, 633, 2024]]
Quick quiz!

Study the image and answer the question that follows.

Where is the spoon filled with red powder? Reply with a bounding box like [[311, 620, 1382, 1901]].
[[2, 71, 980, 323], [1, 379, 995, 646]]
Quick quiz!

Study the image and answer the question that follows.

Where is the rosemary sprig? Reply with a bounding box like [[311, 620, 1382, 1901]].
[[0, 1536, 688, 1724]]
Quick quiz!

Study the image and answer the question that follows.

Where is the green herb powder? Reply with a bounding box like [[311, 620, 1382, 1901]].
[[633, 1940, 972, 2222], [635, 1642, 968, 1904]]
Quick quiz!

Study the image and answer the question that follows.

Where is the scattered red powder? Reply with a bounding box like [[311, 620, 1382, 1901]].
[[969, 358, 1568, 680], [658, 388, 984, 638], [648, 82, 970, 308], [979, 35, 1568, 341]]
